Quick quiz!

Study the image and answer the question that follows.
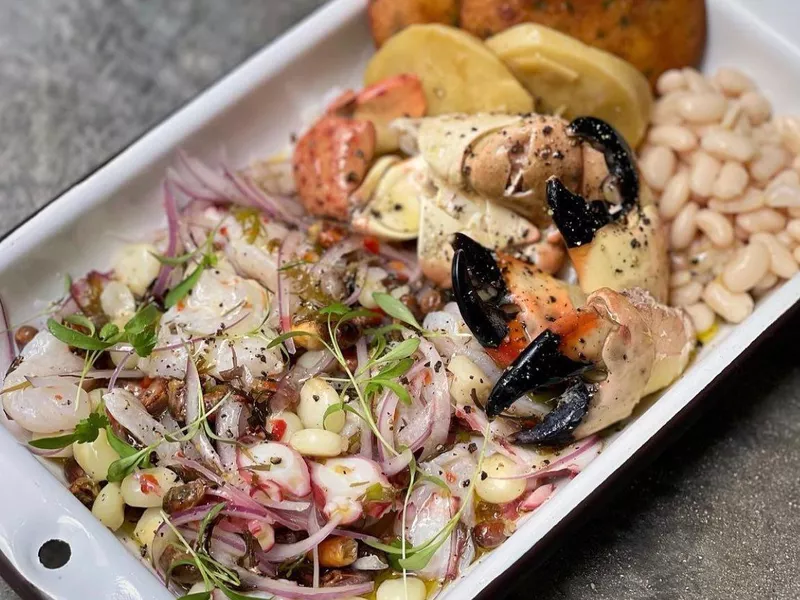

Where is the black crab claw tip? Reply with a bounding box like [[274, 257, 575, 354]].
[[546, 177, 613, 248], [451, 238, 509, 348], [566, 116, 639, 213], [512, 380, 592, 446], [486, 329, 591, 419]]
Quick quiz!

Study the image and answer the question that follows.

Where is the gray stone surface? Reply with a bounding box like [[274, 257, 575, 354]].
[[0, 1, 798, 599]]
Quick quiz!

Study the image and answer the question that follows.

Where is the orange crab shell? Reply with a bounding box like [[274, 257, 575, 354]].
[[292, 115, 377, 220]]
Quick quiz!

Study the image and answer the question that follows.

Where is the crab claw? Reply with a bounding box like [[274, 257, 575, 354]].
[[451, 233, 510, 348], [485, 329, 590, 418], [512, 381, 591, 446], [488, 288, 695, 443], [547, 117, 669, 303]]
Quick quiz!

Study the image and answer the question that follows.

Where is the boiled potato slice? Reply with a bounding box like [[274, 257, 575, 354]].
[[459, 0, 706, 86], [364, 24, 533, 116], [486, 23, 652, 146]]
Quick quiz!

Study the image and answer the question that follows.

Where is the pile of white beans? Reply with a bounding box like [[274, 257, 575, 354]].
[[640, 67, 800, 331]]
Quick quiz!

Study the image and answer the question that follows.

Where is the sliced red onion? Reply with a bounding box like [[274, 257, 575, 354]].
[[216, 396, 248, 474], [494, 436, 603, 481], [343, 262, 366, 306], [376, 390, 397, 463], [223, 164, 306, 229], [184, 357, 223, 470], [108, 354, 137, 391], [167, 456, 225, 486], [152, 182, 183, 298], [177, 151, 240, 200], [520, 482, 556, 511], [262, 514, 342, 562], [167, 169, 222, 201], [417, 338, 450, 460], [276, 232, 302, 356], [169, 504, 219, 527], [0, 295, 14, 375], [330, 529, 380, 543], [309, 510, 320, 588], [356, 339, 374, 460], [383, 448, 413, 477], [179, 526, 247, 558], [309, 238, 362, 280], [238, 570, 374, 600]]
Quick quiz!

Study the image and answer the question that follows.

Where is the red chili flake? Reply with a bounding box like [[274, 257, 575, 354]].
[[141, 377, 153, 389], [139, 473, 161, 495], [363, 236, 380, 254], [271, 419, 287, 441]]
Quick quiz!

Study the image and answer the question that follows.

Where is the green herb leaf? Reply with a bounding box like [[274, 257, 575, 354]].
[[372, 292, 422, 330], [124, 304, 162, 335], [63, 314, 96, 337], [47, 318, 111, 351], [106, 444, 156, 482], [176, 592, 212, 600], [416, 473, 450, 492], [337, 308, 380, 325], [99, 322, 120, 341], [28, 432, 78, 450], [266, 329, 322, 349], [319, 302, 350, 316], [361, 482, 395, 503], [220, 586, 258, 600], [375, 357, 414, 380], [105, 427, 139, 458], [374, 338, 420, 365], [366, 379, 412, 405], [164, 265, 205, 308], [196, 503, 226, 550], [151, 250, 199, 267]]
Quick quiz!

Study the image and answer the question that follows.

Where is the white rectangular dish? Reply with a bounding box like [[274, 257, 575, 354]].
[[1, 0, 799, 599]]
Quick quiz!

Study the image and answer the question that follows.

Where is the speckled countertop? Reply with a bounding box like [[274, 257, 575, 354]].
[[0, 1, 798, 599]]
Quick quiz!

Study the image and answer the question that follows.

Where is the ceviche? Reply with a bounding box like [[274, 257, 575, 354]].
[[3, 11, 800, 600]]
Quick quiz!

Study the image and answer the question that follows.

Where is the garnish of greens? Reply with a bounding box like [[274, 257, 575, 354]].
[[268, 292, 424, 455], [46, 303, 161, 358], [159, 222, 221, 308], [162, 504, 254, 600]]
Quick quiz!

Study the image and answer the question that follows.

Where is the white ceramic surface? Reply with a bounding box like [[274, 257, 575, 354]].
[[0, 0, 798, 599]]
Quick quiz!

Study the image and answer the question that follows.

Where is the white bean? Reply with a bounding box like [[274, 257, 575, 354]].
[[267, 411, 304, 442], [708, 188, 765, 214], [690, 152, 722, 197], [683, 68, 715, 93], [787, 219, 800, 242], [73, 428, 121, 482], [751, 232, 800, 278], [448, 355, 492, 407], [659, 169, 691, 219], [790, 207, 800, 219], [712, 162, 749, 200], [702, 279, 754, 323], [670, 281, 703, 307], [92, 482, 125, 531], [475, 454, 527, 504], [776, 231, 796, 248], [774, 116, 800, 154], [377, 577, 427, 600], [750, 145, 789, 183], [120, 467, 178, 508], [772, 169, 800, 187], [112, 244, 161, 297], [753, 271, 778, 294], [739, 91, 772, 125], [712, 68, 754, 97], [670, 270, 692, 288], [298, 377, 345, 433], [794, 247, 800, 265], [671, 202, 700, 250], [685, 302, 716, 333], [648, 125, 697, 152], [357, 267, 388, 309], [678, 92, 727, 123], [640, 146, 676, 191], [721, 243, 771, 292], [133, 507, 164, 555], [657, 69, 687, 95], [651, 93, 686, 125], [765, 183, 800, 209], [720, 101, 743, 129], [695, 210, 735, 247], [290, 428, 345, 458], [701, 128, 757, 162], [736, 208, 787, 234]]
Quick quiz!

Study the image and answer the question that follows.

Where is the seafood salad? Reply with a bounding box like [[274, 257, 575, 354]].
[[3, 9, 800, 600]]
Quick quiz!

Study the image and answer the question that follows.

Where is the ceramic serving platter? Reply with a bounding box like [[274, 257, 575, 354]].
[[0, 0, 798, 598]]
